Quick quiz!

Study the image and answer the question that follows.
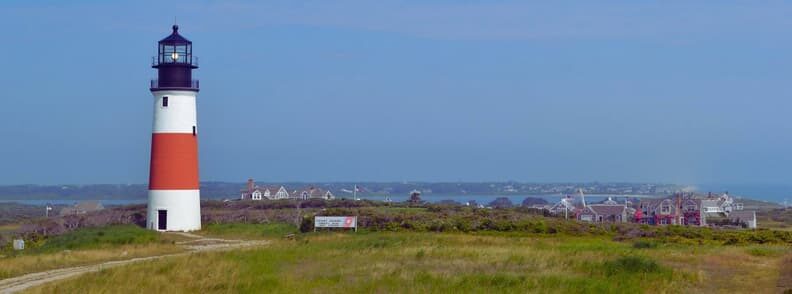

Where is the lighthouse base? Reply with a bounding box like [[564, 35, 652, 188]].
[[147, 190, 201, 232]]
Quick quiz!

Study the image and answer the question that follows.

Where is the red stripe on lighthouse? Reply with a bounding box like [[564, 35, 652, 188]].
[[149, 133, 199, 190]]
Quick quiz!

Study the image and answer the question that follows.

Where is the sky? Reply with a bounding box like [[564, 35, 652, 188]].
[[0, 1, 791, 186]]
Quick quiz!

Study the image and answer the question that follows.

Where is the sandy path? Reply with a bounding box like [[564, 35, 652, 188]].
[[0, 233, 269, 294], [778, 253, 792, 293]]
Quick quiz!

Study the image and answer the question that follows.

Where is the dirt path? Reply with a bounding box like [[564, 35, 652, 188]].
[[778, 253, 792, 293], [0, 233, 269, 294]]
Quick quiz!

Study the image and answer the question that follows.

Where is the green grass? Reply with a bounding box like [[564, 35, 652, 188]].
[[33, 225, 159, 253], [633, 240, 659, 249], [27, 231, 792, 293], [0, 225, 181, 279], [602, 255, 668, 276], [200, 223, 298, 239], [746, 245, 788, 257], [0, 225, 162, 256]]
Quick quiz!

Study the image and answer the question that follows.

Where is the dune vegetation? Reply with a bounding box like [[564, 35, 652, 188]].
[[25, 223, 792, 293], [0, 225, 182, 279], [199, 223, 298, 239], [4, 203, 792, 293]]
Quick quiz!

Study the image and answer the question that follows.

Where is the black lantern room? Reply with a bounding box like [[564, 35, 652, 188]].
[[151, 25, 199, 91]]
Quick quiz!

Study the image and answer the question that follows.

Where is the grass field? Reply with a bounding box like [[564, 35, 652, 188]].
[[0, 225, 183, 279], [199, 223, 298, 239], [25, 224, 792, 293]]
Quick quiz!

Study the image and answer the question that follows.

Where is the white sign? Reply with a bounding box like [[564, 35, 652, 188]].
[[13, 239, 24, 250], [315, 216, 357, 231]]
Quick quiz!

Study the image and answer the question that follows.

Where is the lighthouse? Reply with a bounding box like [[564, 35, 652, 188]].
[[146, 25, 201, 231]]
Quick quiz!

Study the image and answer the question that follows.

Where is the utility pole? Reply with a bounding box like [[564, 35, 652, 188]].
[[676, 193, 681, 225]]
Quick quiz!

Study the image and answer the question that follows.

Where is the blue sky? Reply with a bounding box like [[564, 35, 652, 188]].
[[0, 1, 791, 185]]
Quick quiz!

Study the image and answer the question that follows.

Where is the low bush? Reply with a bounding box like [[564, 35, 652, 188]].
[[602, 256, 665, 276], [632, 240, 658, 249], [11, 201, 792, 247]]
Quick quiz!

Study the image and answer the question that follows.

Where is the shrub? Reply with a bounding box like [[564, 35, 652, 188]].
[[299, 217, 313, 233], [531, 220, 548, 234], [488, 197, 513, 209], [521, 197, 548, 207], [632, 240, 658, 249], [602, 256, 665, 276], [454, 218, 475, 232]]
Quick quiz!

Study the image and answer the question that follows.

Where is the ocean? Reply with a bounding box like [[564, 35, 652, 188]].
[[0, 199, 146, 206], [2, 183, 790, 207], [694, 183, 792, 205]]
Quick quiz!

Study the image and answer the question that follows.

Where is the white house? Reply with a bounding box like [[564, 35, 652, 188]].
[[262, 186, 290, 200], [292, 187, 334, 200], [240, 179, 291, 200], [241, 179, 335, 201], [242, 186, 290, 200]]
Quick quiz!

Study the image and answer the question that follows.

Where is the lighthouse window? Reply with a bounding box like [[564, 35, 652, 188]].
[[162, 97, 169, 107], [192, 126, 196, 136]]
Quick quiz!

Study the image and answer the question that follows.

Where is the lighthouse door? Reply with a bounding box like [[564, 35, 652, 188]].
[[157, 210, 167, 230]]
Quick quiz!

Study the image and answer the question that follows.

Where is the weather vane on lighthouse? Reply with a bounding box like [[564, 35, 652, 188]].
[[146, 24, 201, 231]]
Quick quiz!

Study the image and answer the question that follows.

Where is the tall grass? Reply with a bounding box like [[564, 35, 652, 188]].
[[26, 231, 791, 293], [0, 225, 180, 279], [602, 256, 667, 276], [200, 223, 298, 239], [34, 225, 159, 253]]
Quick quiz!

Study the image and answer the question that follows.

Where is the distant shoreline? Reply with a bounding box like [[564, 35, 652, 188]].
[[0, 194, 784, 209], [0, 181, 787, 205]]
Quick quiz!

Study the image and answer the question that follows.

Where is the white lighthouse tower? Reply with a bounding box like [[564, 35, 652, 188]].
[[146, 25, 201, 231]]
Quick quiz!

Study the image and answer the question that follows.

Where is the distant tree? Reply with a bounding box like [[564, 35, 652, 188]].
[[437, 199, 460, 206], [521, 197, 548, 207], [488, 197, 513, 209]]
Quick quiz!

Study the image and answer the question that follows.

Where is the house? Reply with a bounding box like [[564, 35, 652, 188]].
[[578, 204, 634, 223], [245, 186, 290, 200], [636, 197, 685, 225], [636, 193, 754, 228], [408, 190, 422, 204], [529, 204, 552, 210], [59, 201, 104, 216], [548, 196, 577, 216], [292, 187, 334, 200], [728, 210, 757, 229], [240, 179, 290, 200], [680, 198, 704, 226], [240, 178, 257, 200], [700, 192, 743, 214], [261, 186, 290, 199], [239, 179, 337, 200]]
